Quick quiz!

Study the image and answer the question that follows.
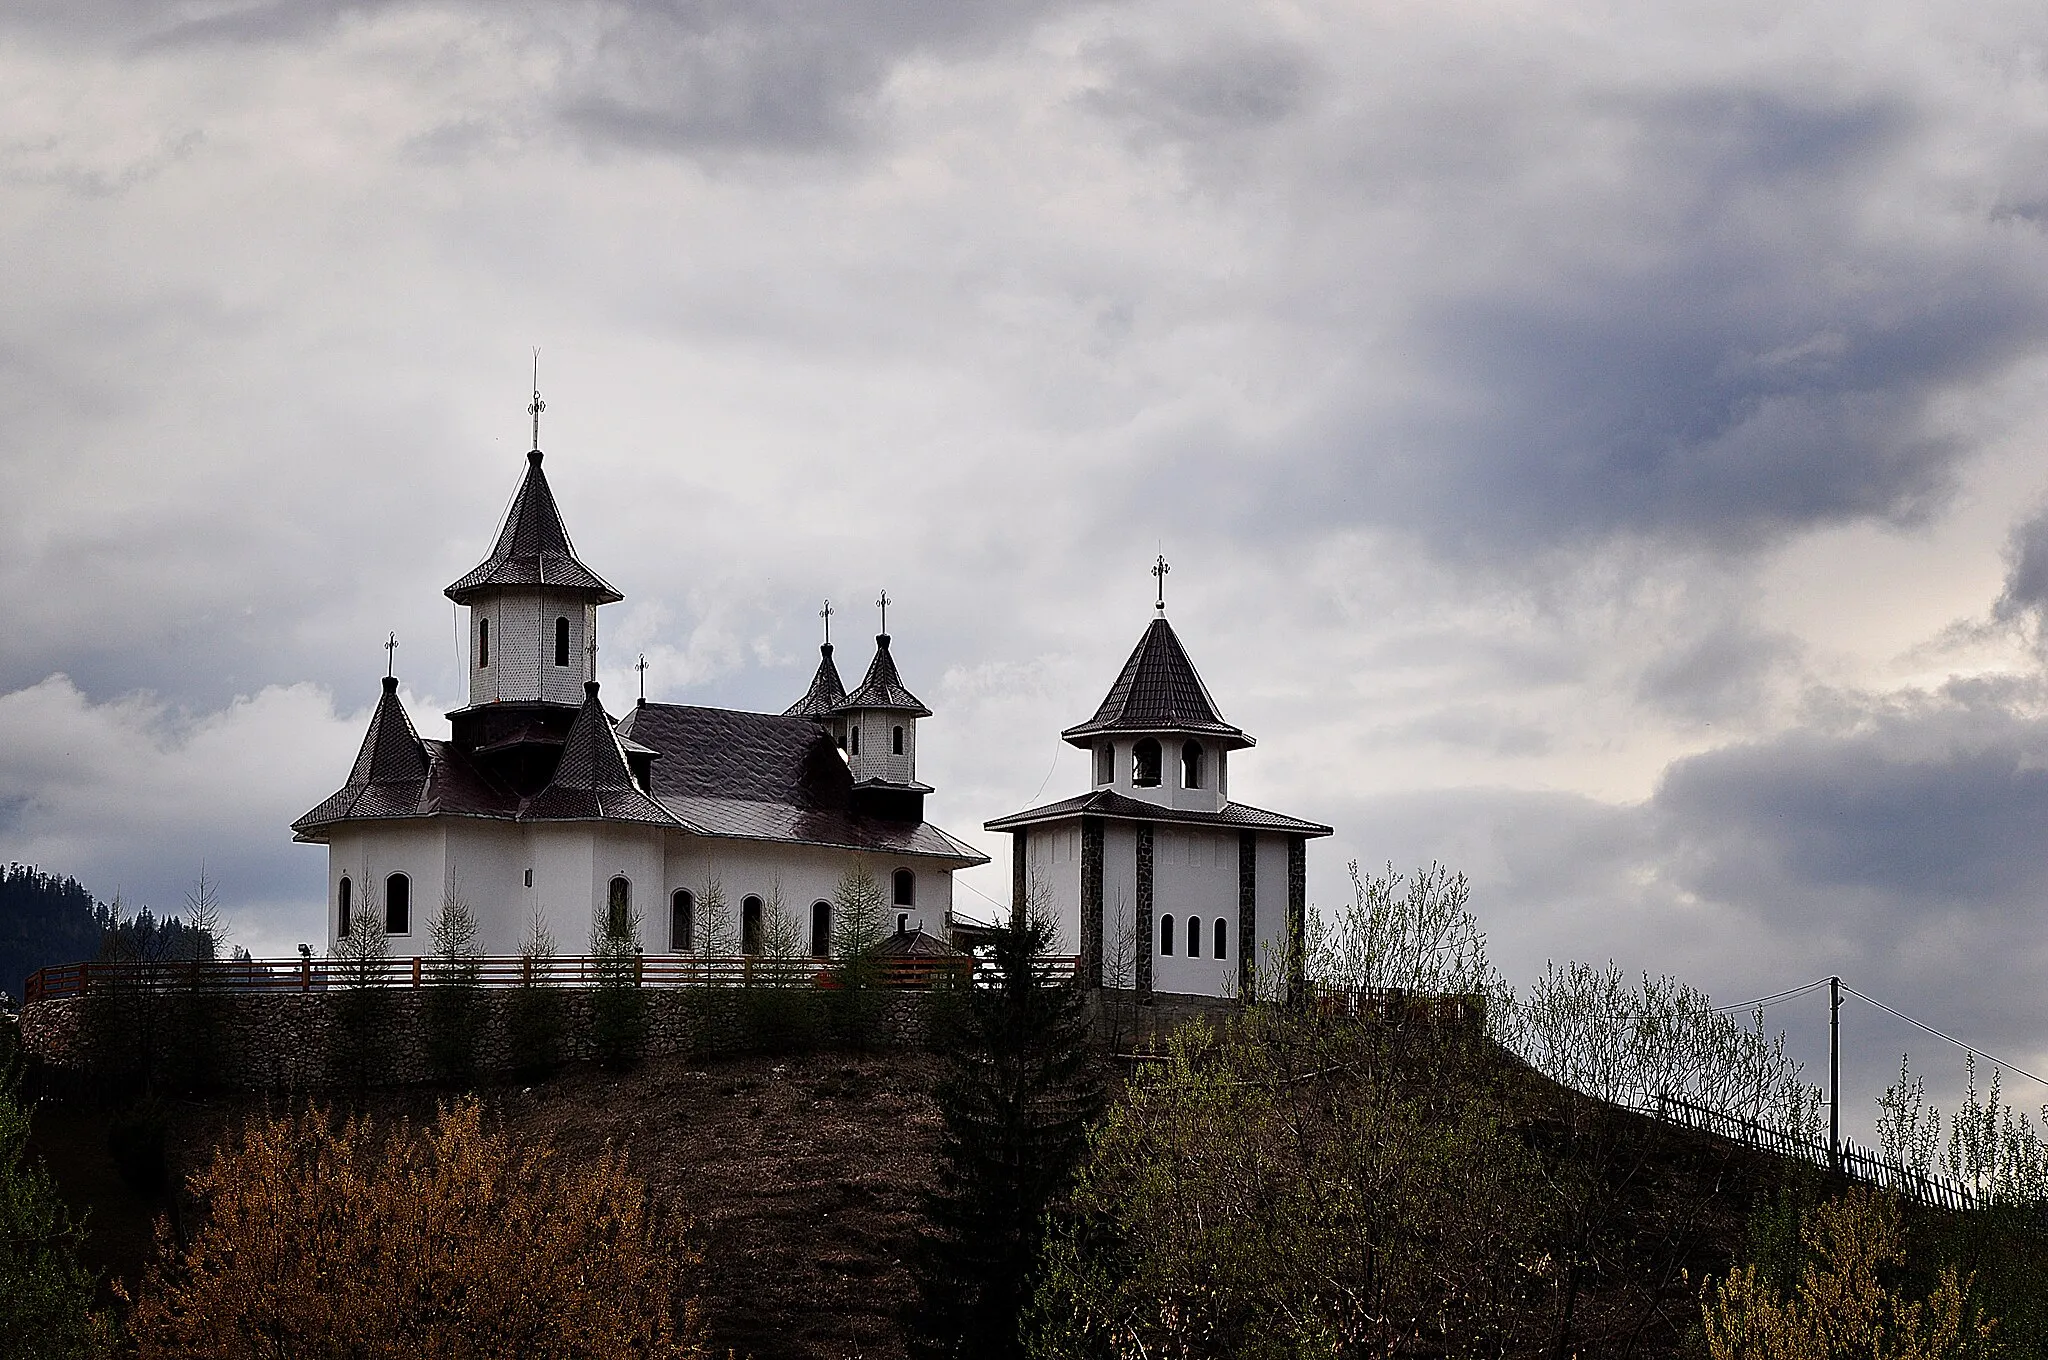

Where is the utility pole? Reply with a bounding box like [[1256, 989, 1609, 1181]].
[[1830, 975, 1842, 1175]]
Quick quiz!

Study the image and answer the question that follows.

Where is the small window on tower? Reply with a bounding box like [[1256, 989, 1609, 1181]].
[[1159, 913, 1175, 956], [851, 726, 861, 756], [1187, 915, 1202, 958], [893, 869, 915, 906], [555, 616, 570, 668], [478, 617, 489, 669], [1095, 743, 1114, 786], [1132, 738, 1162, 788], [337, 877, 352, 937], [1214, 917, 1228, 960], [1181, 740, 1203, 789], [892, 725, 904, 755]]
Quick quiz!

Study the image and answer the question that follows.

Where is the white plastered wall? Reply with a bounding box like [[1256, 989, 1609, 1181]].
[[1151, 825, 1240, 997], [1020, 821, 1084, 959], [657, 837, 957, 952], [325, 822, 448, 950], [1087, 736, 1228, 814]]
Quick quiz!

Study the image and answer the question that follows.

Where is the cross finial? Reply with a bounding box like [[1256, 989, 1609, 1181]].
[[383, 631, 398, 678], [635, 653, 649, 703], [528, 349, 545, 451], [1152, 554, 1170, 612], [877, 590, 891, 635], [820, 598, 833, 646]]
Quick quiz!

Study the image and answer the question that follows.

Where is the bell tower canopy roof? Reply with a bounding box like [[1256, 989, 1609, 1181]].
[[445, 449, 622, 605], [1061, 616, 1252, 750], [833, 635, 931, 716]]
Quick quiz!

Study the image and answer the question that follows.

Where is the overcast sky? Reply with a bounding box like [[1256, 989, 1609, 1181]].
[[4, 0, 2048, 1134]]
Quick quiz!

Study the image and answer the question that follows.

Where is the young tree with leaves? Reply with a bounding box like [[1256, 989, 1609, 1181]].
[[912, 913, 1105, 1360]]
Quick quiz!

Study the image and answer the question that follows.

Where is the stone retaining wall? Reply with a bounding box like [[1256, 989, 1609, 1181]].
[[19, 983, 935, 1090]]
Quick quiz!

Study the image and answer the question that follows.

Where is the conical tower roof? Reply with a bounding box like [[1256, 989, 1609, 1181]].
[[522, 682, 680, 824], [833, 635, 930, 717], [292, 676, 431, 831], [445, 449, 622, 604], [784, 643, 849, 718], [1061, 616, 1252, 749]]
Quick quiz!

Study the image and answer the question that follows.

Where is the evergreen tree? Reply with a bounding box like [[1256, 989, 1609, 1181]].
[[425, 885, 484, 1086], [589, 898, 647, 1070], [911, 915, 1104, 1360], [506, 909, 566, 1080], [0, 866, 102, 1005]]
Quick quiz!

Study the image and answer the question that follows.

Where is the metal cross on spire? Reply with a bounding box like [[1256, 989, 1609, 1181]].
[[1152, 554, 1171, 612], [384, 631, 399, 678], [528, 349, 545, 451], [636, 653, 649, 703], [877, 589, 891, 635], [820, 598, 833, 646]]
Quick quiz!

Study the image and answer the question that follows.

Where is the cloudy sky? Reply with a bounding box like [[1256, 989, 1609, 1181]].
[[5, 0, 2048, 1132]]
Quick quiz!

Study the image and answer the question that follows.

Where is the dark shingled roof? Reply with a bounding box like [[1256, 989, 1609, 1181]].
[[783, 643, 849, 718], [521, 683, 680, 825], [296, 691, 986, 864], [1061, 616, 1251, 749], [834, 635, 930, 717], [292, 677, 431, 833], [616, 704, 853, 806], [983, 789, 1331, 837], [444, 449, 622, 604]]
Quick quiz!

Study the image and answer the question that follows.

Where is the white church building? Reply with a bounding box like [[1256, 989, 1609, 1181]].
[[986, 590, 1331, 1000], [293, 430, 987, 961]]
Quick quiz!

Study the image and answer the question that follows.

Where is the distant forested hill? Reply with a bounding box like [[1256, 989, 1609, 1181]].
[[0, 863, 104, 1004]]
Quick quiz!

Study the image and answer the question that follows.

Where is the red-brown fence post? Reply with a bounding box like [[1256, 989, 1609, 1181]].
[[301, 955, 312, 993], [412, 956, 422, 988]]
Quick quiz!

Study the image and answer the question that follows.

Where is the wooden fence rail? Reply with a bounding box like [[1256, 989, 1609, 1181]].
[[25, 953, 1079, 1004]]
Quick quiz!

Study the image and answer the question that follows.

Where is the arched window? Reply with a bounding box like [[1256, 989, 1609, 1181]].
[[1214, 917, 1228, 960], [671, 889, 694, 951], [1132, 738, 1162, 787], [741, 895, 764, 955], [811, 900, 832, 957], [607, 876, 632, 939], [1095, 743, 1114, 785], [1187, 915, 1202, 958], [893, 869, 915, 906], [477, 617, 489, 669], [850, 725, 861, 755], [337, 876, 352, 938], [554, 616, 570, 668], [1181, 740, 1204, 789], [1159, 913, 1175, 956], [892, 725, 905, 754], [385, 872, 411, 935]]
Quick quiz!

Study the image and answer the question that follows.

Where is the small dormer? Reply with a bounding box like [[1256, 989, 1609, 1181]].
[[1065, 615, 1250, 814]]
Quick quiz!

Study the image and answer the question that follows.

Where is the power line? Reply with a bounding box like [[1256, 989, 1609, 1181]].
[[1712, 977, 1832, 1013], [1838, 982, 2048, 1091]]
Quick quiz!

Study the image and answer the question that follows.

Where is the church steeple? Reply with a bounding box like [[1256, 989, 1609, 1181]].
[[446, 422, 621, 712], [785, 599, 849, 719], [829, 595, 934, 821], [1063, 608, 1250, 812]]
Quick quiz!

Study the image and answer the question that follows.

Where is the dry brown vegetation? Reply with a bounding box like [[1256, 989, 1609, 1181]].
[[124, 1097, 706, 1359]]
